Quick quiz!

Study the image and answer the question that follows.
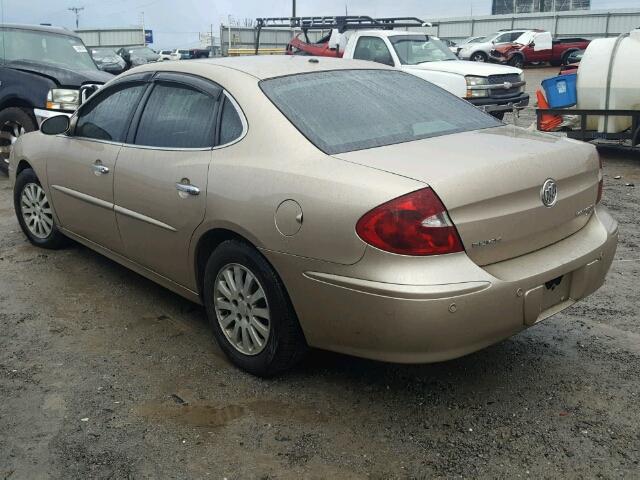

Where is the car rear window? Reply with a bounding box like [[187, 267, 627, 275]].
[[260, 69, 500, 155]]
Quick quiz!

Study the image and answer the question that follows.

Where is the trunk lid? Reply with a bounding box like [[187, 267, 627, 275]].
[[333, 125, 600, 266]]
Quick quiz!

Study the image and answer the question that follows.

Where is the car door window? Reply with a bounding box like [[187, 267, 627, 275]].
[[134, 83, 217, 148], [218, 96, 244, 146], [494, 33, 513, 43], [75, 83, 146, 142], [353, 36, 394, 66]]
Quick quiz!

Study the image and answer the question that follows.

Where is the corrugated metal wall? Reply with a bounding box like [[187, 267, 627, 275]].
[[75, 28, 145, 48], [423, 8, 640, 42]]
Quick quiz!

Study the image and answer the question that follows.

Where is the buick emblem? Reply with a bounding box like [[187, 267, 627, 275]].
[[540, 178, 558, 207]]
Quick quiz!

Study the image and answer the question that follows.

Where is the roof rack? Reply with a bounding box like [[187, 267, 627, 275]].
[[253, 16, 433, 54]]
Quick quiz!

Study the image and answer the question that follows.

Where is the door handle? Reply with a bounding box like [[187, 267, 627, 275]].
[[175, 182, 200, 196], [92, 161, 109, 175]]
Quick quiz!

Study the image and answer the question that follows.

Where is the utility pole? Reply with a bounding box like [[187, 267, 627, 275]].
[[292, 0, 296, 17], [68, 6, 84, 29]]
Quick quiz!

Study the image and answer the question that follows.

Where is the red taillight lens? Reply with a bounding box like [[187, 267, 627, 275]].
[[356, 188, 464, 256]]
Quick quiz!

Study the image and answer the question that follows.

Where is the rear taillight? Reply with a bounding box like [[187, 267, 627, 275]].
[[597, 154, 603, 203], [356, 188, 464, 256]]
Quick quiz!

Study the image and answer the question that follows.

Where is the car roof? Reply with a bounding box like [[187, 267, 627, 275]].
[[0, 23, 79, 37], [131, 55, 392, 80]]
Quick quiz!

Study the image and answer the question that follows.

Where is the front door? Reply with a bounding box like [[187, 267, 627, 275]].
[[114, 75, 221, 287], [47, 81, 148, 253]]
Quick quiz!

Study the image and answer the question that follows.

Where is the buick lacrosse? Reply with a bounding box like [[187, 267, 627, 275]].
[[9, 56, 617, 376]]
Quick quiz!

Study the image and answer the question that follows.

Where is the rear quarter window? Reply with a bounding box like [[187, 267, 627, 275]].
[[260, 69, 500, 155]]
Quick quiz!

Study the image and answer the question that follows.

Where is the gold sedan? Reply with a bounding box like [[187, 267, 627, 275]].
[[9, 56, 617, 376]]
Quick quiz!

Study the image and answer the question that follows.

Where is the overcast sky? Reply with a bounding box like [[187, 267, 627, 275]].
[[1, 0, 637, 48]]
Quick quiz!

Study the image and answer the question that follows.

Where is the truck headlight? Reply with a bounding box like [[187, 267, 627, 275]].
[[465, 76, 489, 98], [46, 89, 80, 111]]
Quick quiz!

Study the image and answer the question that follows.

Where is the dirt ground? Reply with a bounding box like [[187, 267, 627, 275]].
[[1, 67, 639, 480]]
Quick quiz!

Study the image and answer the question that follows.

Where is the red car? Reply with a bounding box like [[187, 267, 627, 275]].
[[286, 32, 343, 57], [490, 30, 590, 68]]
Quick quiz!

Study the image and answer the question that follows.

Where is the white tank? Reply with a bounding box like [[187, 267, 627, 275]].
[[577, 29, 640, 133]]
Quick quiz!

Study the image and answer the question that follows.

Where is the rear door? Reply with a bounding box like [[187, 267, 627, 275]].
[[113, 73, 222, 287]]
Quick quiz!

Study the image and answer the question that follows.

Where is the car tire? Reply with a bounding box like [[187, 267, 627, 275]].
[[0, 107, 37, 176], [203, 239, 307, 377], [508, 54, 525, 69], [470, 51, 487, 62], [561, 51, 574, 66], [14, 168, 68, 249]]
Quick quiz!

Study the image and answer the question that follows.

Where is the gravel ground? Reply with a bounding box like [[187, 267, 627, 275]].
[[1, 67, 639, 479]]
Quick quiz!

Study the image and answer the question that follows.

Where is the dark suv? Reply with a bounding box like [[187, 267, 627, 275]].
[[0, 24, 113, 174]]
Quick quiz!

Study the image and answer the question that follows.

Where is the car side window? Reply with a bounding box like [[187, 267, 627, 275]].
[[495, 33, 512, 43], [134, 82, 217, 148], [75, 83, 146, 142], [353, 36, 394, 66], [218, 96, 244, 146], [511, 31, 526, 42]]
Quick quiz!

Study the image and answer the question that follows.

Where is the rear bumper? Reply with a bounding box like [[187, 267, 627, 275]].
[[265, 206, 617, 363], [469, 93, 530, 113]]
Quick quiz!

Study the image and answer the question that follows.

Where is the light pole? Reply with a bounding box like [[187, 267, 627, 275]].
[[68, 6, 84, 29]]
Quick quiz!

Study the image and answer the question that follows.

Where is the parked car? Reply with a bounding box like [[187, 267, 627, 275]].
[[170, 49, 191, 60], [117, 46, 160, 68], [0, 23, 112, 174], [490, 31, 590, 68], [453, 35, 487, 56], [90, 47, 127, 74], [189, 48, 210, 59], [158, 49, 173, 61], [457, 29, 530, 62], [441, 38, 458, 54], [9, 56, 617, 376], [306, 30, 529, 119]]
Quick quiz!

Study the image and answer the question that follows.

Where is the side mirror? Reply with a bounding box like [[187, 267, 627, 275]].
[[530, 41, 535, 47], [40, 115, 70, 135]]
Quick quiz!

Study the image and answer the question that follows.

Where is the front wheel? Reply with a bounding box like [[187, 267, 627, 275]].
[[203, 240, 307, 377], [508, 55, 525, 69], [0, 107, 37, 175], [14, 168, 68, 249], [470, 51, 487, 62]]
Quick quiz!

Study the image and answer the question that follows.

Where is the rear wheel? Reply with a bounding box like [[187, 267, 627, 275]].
[[14, 168, 68, 249], [203, 240, 307, 377], [0, 107, 37, 175], [470, 51, 487, 62]]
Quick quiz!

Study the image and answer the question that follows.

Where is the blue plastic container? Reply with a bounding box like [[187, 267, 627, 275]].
[[541, 73, 577, 108]]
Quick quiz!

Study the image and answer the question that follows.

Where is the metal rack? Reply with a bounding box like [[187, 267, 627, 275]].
[[254, 16, 432, 54]]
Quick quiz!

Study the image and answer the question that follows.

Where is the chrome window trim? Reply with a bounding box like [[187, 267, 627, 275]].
[[67, 88, 247, 152], [213, 91, 248, 150]]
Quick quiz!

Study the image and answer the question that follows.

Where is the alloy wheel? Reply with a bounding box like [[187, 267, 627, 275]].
[[214, 263, 271, 356], [471, 53, 486, 62], [0, 120, 25, 167], [20, 183, 54, 239]]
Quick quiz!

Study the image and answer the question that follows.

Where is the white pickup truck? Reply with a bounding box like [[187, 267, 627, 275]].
[[331, 30, 529, 119]]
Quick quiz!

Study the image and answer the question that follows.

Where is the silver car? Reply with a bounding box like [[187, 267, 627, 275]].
[[457, 30, 529, 62]]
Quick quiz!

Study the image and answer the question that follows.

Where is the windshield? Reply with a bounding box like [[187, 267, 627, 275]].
[[261, 69, 500, 155], [0, 28, 97, 71], [389, 35, 457, 65]]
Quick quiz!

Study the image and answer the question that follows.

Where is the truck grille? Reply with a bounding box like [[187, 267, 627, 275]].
[[487, 74, 522, 99]]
